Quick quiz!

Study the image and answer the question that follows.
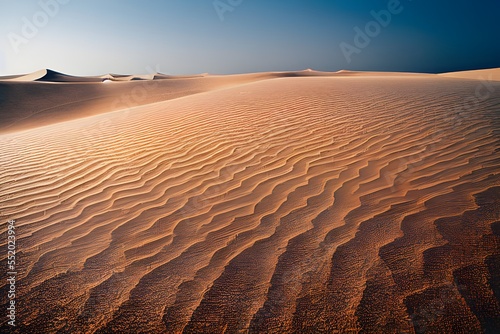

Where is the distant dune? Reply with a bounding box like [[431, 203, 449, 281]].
[[0, 68, 499, 333], [1, 69, 104, 82], [0, 69, 210, 83], [439, 67, 500, 81]]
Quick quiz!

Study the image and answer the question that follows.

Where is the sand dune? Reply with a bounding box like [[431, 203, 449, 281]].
[[0, 71, 300, 134], [0, 69, 438, 134], [0, 69, 210, 84], [0, 69, 104, 82], [0, 69, 499, 333], [439, 68, 500, 81]]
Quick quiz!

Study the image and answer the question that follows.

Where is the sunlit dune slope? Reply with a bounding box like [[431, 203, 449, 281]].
[[439, 67, 500, 81], [0, 71, 499, 333]]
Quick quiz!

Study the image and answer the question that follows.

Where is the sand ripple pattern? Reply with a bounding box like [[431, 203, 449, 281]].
[[1, 76, 499, 333]]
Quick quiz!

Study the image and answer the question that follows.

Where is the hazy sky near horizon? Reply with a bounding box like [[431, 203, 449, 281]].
[[0, 0, 499, 75]]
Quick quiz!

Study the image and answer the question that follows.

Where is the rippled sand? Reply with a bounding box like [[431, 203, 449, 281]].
[[1, 70, 499, 333]]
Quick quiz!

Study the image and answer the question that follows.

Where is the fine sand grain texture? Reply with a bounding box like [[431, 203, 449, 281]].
[[0, 69, 499, 333]]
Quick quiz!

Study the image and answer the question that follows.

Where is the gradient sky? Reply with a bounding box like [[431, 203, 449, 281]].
[[1, 0, 499, 75]]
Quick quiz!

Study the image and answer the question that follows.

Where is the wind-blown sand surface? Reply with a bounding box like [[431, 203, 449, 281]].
[[0, 69, 499, 333]]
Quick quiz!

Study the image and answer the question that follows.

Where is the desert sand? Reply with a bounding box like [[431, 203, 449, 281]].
[[0, 68, 499, 333], [439, 67, 500, 81]]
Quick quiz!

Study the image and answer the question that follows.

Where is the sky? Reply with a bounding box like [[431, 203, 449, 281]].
[[0, 0, 499, 76]]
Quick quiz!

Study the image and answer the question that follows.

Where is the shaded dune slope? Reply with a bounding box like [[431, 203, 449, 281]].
[[0, 74, 499, 333]]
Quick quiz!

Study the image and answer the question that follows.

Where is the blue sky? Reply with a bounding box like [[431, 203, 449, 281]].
[[1, 0, 499, 75]]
